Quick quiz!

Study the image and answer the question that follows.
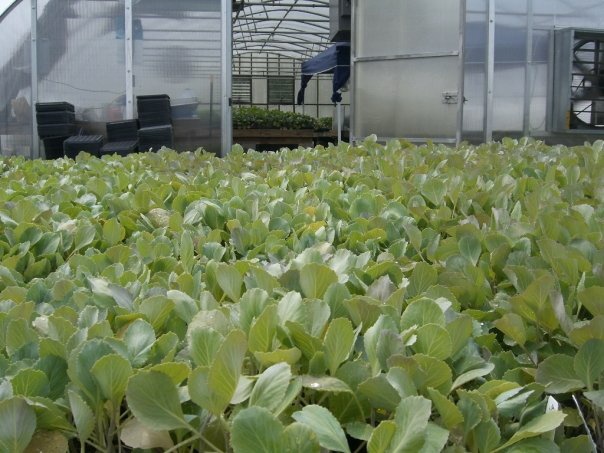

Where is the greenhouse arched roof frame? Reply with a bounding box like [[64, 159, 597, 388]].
[[232, 0, 331, 60]]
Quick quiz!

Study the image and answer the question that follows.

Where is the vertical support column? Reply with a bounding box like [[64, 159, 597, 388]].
[[221, 0, 233, 156], [456, 0, 466, 145], [349, 0, 357, 143], [523, 0, 533, 136], [483, 0, 495, 143], [30, 0, 39, 159], [125, 0, 134, 119]]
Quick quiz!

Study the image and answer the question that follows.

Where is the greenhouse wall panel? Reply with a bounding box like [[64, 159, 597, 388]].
[[36, 0, 126, 122], [353, 0, 463, 141], [0, 0, 31, 157]]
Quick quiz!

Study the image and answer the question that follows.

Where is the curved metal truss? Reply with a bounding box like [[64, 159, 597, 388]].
[[233, 0, 331, 60]]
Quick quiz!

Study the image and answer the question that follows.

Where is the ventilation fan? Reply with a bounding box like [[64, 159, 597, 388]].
[[569, 32, 604, 129]]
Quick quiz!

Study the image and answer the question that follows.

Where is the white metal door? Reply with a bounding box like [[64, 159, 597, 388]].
[[351, 0, 464, 143]]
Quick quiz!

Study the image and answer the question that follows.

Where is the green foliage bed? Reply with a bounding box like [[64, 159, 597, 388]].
[[233, 106, 331, 131], [0, 137, 603, 452]]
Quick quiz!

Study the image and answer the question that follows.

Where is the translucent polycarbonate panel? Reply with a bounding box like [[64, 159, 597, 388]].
[[533, 0, 604, 29], [490, 3, 527, 132], [133, 0, 222, 153], [356, 0, 461, 57], [463, 0, 486, 133], [354, 58, 460, 139], [36, 0, 126, 122], [0, 0, 32, 157]]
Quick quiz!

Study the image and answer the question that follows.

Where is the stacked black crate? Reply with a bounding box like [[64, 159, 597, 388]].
[[100, 119, 139, 156], [63, 135, 104, 159], [35, 102, 76, 159], [137, 95, 173, 151]]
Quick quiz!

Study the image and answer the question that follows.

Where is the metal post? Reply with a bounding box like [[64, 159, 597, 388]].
[[221, 0, 233, 156], [337, 102, 342, 144], [456, 0, 466, 145], [125, 0, 134, 119], [349, 0, 357, 143], [484, 0, 495, 143], [31, 0, 39, 159], [523, 0, 533, 136]]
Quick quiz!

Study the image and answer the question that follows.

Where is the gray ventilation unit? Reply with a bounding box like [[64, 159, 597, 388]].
[[553, 28, 604, 132]]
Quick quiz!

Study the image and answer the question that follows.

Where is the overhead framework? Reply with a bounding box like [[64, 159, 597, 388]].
[[232, 0, 331, 60]]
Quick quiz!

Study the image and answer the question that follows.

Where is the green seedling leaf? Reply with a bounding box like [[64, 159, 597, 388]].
[[407, 262, 438, 298], [493, 411, 566, 451], [300, 263, 338, 299], [414, 323, 452, 360], [88, 277, 133, 311], [493, 313, 527, 346], [300, 375, 352, 393], [0, 398, 36, 453], [11, 369, 49, 398], [189, 328, 223, 368], [358, 375, 401, 412], [126, 370, 188, 431], [249, 362, 292, 413], [292, 405, 351, 453], [91, 354, 132, 406], [422, 179, 446, 206], [231, 406, 284, 453], [179, 231, 194, 272], [216, 263, 243, 302], [123, 319, 156, 367], [73, 223, 96, 252], [459, 235, 482, 266], [451, 363, 495, 390], [120, 418, 174, 450], [248, 304, 278, 353], [368, 420, 396, 453], [67, 390, 94, 443], [400, 298, 445, 331], [536, 354, 584, 394], [254, 348, 302, 366], [584, 390, 604, 410], [189, 329, 247, 415], [427, 388, 464, 429], [474, 419, 501, 453], [103, 218, 125, 246], [447, 315, 473, 357], [282, 422, 321, 453], [578, 286, 604, 317], [574, 339, 604, 390], [420, 422, 449, 453], [390, 395, 431, 452], [324, 318, 356, 375]]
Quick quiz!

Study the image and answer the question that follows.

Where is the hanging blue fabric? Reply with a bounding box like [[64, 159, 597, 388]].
[[297, 42, 351, 105]]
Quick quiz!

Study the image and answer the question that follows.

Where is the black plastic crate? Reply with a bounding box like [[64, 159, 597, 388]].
[[100, 140, 139, 157], [63, 135, 104, 158], [137, 99, 171, 114], [138, 112, 172, 128], [36, 111, 75, 125], [138, 125, 173, 151], [106, 120, 139, 142], [42, 136, 69, 160], [38, 123, 76, 139], [35, 102, 75, 113], [136, 94, 170, 101]]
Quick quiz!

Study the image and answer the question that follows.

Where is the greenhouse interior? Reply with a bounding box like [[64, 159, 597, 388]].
[[1, 1, 604, 452]]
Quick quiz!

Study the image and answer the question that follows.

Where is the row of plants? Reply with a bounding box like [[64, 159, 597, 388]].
[[233, 106, 332, 131], [0, 137, 602, 452]]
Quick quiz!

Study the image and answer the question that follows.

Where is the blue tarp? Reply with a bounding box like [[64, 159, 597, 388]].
[[297, 42, 350, 105]]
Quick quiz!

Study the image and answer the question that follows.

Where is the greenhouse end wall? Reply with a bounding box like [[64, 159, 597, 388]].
[[0, 0, 229, 158], [463, 0, 604, 141]]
